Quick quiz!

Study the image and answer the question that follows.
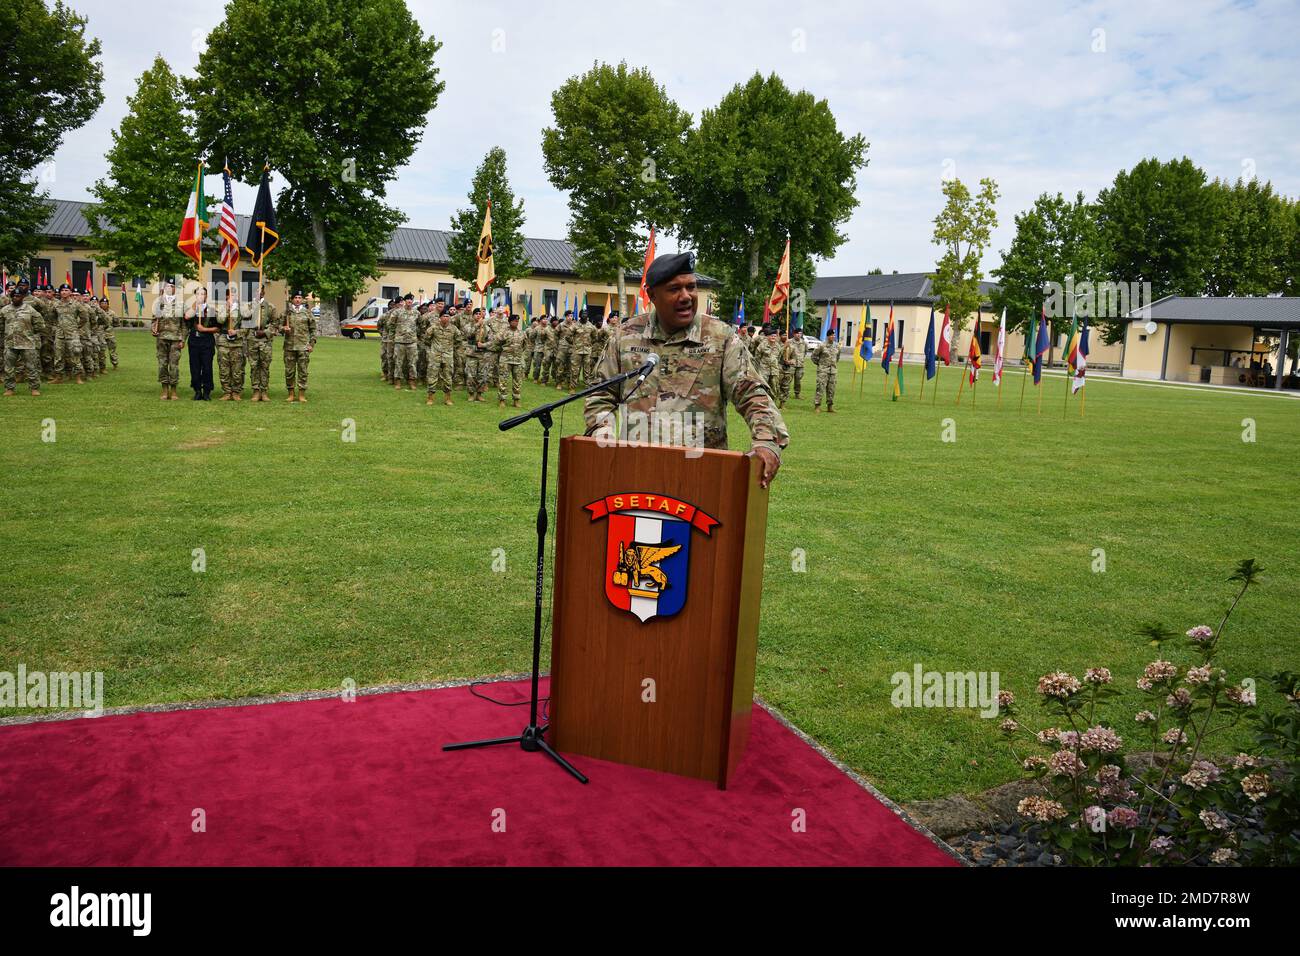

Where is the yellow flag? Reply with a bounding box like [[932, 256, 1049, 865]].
[[853, 302, 868, 372], [475, 200, 496, 294]]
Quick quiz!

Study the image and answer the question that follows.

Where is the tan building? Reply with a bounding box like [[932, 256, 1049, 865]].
[[810, 272, 1126, 369], [33, 198, 714, 321], [1120, 296, 1298, 390]]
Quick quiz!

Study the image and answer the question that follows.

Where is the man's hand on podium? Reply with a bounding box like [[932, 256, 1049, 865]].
[[748, 446, 780, 489]]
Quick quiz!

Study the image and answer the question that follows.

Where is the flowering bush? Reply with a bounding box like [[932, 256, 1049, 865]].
[[998, 559, 1300, 866]]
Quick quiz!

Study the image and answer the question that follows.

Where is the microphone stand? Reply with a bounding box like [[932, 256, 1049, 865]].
[[442, 361, 654, 783]]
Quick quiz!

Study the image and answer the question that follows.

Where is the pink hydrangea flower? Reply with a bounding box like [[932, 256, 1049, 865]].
[[1148, 836, 1174, 855], [1080, 726, 1123, 754], [1135, 710, 1156, 723], [1018, 796, 1068, 823], [1085, 668, 1112, 685], [1143, 661, 1177, 682], [1199, 809, 1229, 831], [1241, 773, 1270, 803], [1107, 807, 1139, 829], [1049, 749, 1087, 778], [1000, 718, 1019, 733], [1186, 625, 1214, 642], [1038, 672, 1082, 699], [1180, 760, 1221, 791], [1162, 728, 1188, 746]]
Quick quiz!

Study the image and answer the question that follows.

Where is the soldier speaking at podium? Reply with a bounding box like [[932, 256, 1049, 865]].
[[583, 251, 788, 488]]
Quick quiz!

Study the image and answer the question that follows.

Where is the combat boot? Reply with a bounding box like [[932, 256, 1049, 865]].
[[160, 388, 169, 400], [426, 395, 434, 406], [76, 374, 85, 384], [498, 399, 506, 408], [3, 390, 14, 397], [30, 389, 40, 396], [50, 376, 62, 385], [827, 404, 835, 414], [512, 399, 520, 408], [286, 388, 297, 402], [297, 389, 307, 404], [444, 395, 453, 406]]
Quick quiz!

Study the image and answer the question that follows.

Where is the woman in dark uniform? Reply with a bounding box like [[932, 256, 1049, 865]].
[[186, 286, 219, 400]]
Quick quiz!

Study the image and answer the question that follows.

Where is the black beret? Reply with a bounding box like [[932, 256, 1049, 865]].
[[404, 293, 414, 301], [644, 251, 695, 288], [58, 283, 71, 292], [293, 289, 305, 297]]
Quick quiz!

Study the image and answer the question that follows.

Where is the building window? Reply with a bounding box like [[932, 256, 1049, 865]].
[[437, 282, 453, 305], [241, 270, 261, 301], [543, 289, 558, 317], [896, 321, 905, 347], [71, 260, 94, 294], [1139, 334, 1148, 342], [210, 268, 230, 301], [106, 271, 122, 288], [979, 329, 992, 353], [381, 285, 399, 301]]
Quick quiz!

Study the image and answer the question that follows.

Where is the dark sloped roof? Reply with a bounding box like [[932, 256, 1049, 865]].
[[39, 197, 710, 284], [1125, 295, 1300, 327], [810, 272, 998, 304]]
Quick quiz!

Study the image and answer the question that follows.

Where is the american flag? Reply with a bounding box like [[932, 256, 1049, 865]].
[[218, 161, 240, 271]]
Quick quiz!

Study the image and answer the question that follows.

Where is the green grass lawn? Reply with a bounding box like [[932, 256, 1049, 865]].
[[1, 332, 1296, 802]]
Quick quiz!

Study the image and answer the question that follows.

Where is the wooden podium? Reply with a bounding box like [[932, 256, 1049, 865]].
[[549, 436, 769, 789]]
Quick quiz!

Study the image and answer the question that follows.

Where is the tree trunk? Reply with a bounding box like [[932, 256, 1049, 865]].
[[310, 211, 340, 336], [616, 264, 625, 318], [749, 239, 760, 281]]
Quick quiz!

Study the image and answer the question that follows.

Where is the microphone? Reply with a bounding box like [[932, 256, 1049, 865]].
[[627, 353, 659, 395]]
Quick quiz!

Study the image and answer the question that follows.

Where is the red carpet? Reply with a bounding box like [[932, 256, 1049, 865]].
[[0, 680, 956, 866]]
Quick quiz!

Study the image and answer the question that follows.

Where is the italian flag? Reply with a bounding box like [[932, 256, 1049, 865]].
[[177, 161, 207, 266]]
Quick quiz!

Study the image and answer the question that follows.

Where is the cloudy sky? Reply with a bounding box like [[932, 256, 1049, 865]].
[[52, 0, 1300, 277]]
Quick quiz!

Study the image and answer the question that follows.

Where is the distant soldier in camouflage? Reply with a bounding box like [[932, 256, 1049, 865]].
[[538, 316, 559, 384], [281, 290, 317, 402], [379, 298, 396, 382], [585, 252, 787, 488], [469, 309, 495, 402], [813, 330, 839, 413], [98, 297, 119, 369], [2, 283, 45, 396], [454, 302, 474, 387], [415, 300, 434, 386], [755, 327, 781, 392], [75, 292, 96, 378], [787, 328, 807, 399], [554, 310, 577, 390], [151, 280, 186, 400], [391, 293, 418, 389], [32, 284, 57, 377], [423, 305, 459, 405], [459, 308, 481, 401], [247, 286, 279, 402], [51, 284, 84, 384], [529, 315, 546, 382], [216, 289, 247, 400], [494, 313, 528, 407], [570, 315, 592, 389], [589, 314, 615, 382], [479, 306, 506, 397]]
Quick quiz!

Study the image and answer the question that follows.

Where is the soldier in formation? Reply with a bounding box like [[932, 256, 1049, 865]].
[[247, 285, 279, 402], [493, 313, 528, 407], [216, 288, 247, 401], [423, 302, 460, 406], [151, 279, 186, 400], [1, 281, 45, 396], [813, 329, 839, 413], [281, 290, 317, 403]]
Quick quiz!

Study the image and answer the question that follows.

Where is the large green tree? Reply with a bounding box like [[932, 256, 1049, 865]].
[[992, 191, 1107, 341], [930, 177, 999, 337], [187, 0, 443, 331], [86, 56, 203, 286], [1203, 177, 1291, 297], [447, 148, 528, 297], [541, 62, 689, 308], [0, 0, 103, 269], [676, 73, 867, 326], [1095, 157, 1218, 301]]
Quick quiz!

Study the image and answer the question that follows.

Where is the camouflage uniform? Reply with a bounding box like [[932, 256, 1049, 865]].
[[2, 300, 45, 392], [554, 316, 576, 389], [53, 297, 83, 379], [453, 310, 474, 386], [152, 294, 186, 386], [216, 303, 247, 398], [538, 321, 558, 384], [387, 304, 415, 385], [379, 308, 394, 381], [32, 292, 56, 376], [522, 321, 538, 379], [814, 335, 839, 410], [584, 307, 789, 455], [415, 307, 432, 384], [788, 333, 808, 398], [570, 321, 591, 389], [494, 323, 528, 404], [102, 308, 119, 369], [468, 318, 493, 400], [423, 315, 459, 401], [282, 303, 317, 392], [76, 300, 98, 376], [777, 336, 797, 407], [755, 335, 781, 392], [480, 311, 507, 396], [247, 300, 279, 393], [529, 321, 547, 381], [588, 321, 611, 382]]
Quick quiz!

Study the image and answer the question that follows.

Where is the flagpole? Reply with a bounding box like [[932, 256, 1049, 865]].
[[955, 365, 966, 405], [932, 365, 940, 405]]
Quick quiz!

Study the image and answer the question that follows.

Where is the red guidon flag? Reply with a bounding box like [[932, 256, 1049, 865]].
[[177, 161, 208, 266], [763, 236, 791, 324], [937, 304, 952, 365], [636, 228, 656, 314]]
